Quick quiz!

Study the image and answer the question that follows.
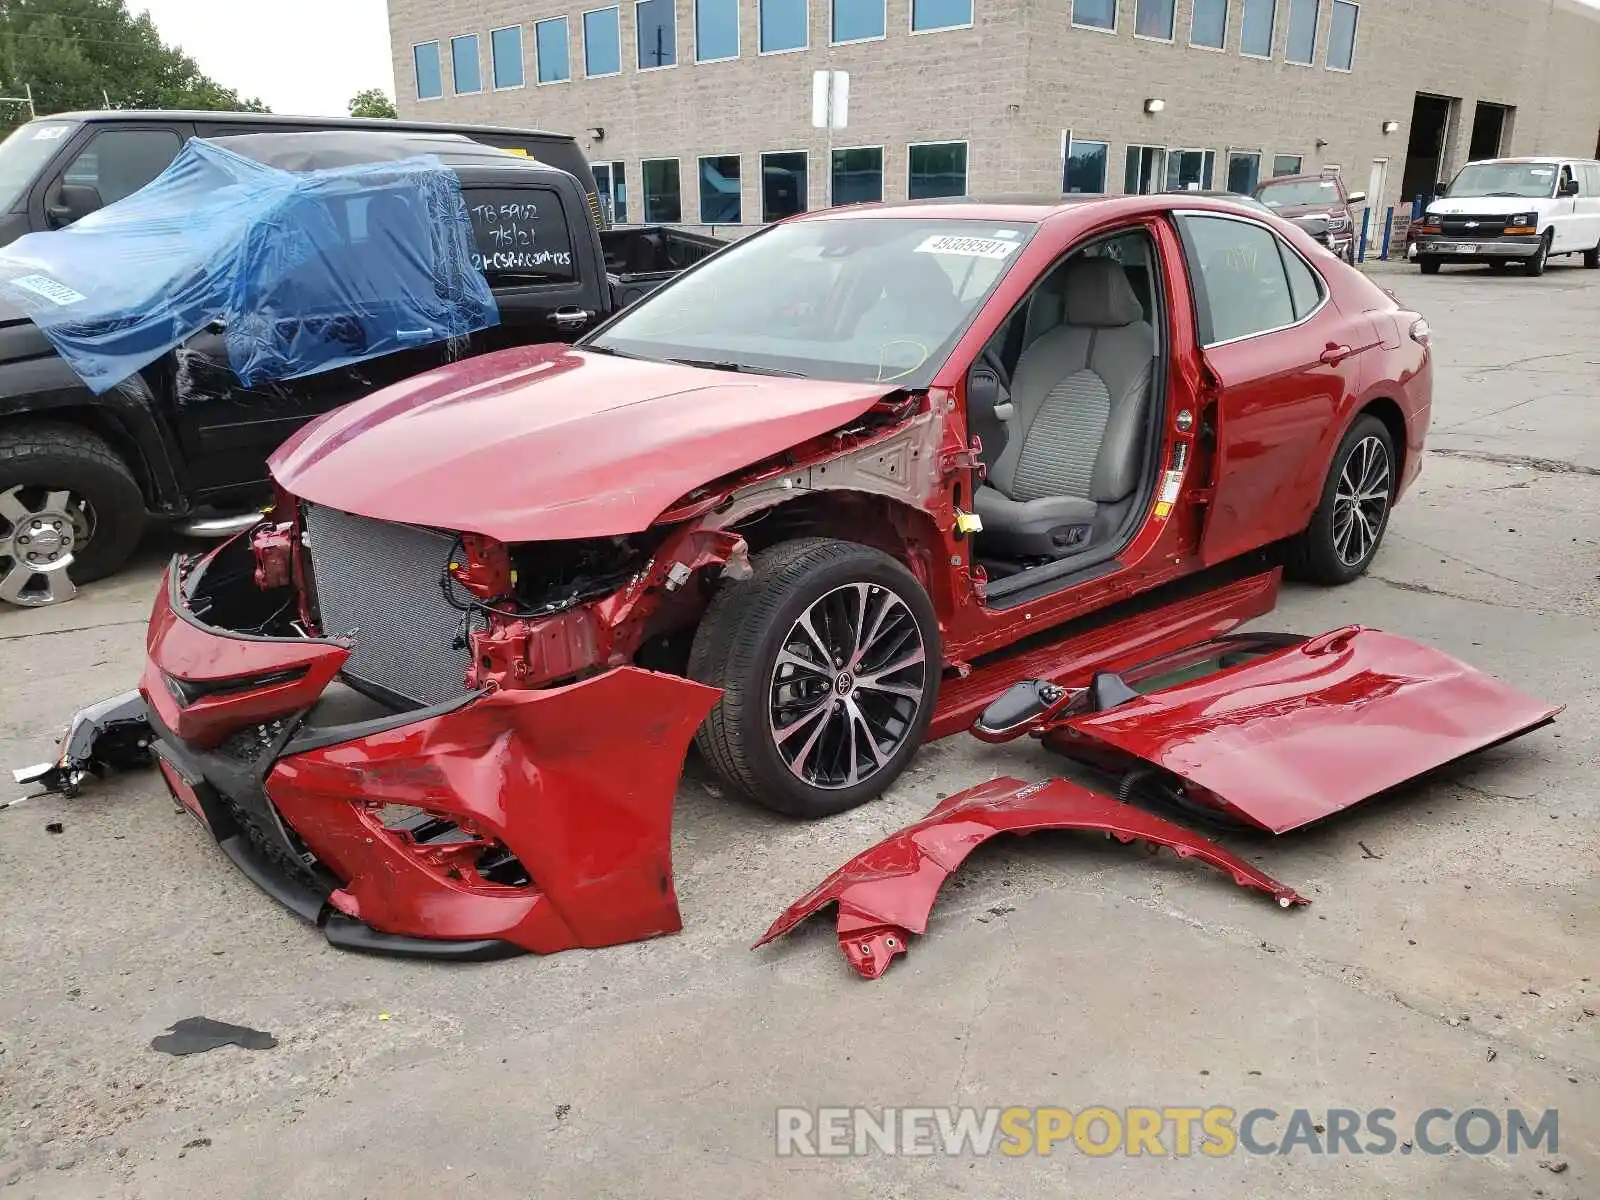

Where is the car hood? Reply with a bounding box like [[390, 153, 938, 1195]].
[[1427, 196, 1550, 216], [269, 344, 898, 542]]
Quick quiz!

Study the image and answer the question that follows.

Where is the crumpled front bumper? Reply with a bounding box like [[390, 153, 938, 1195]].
[[136, 550, 720, 959]]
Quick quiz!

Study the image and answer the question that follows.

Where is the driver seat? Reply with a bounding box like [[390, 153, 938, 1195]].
[[975, 257, 1154, 559]]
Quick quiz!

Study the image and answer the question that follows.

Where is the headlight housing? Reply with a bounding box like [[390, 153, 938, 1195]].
[[1505, 212, 1538, 235], [1326, 213, 1350, 231]]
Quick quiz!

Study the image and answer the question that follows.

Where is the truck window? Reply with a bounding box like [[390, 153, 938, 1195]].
[[462, 187, 576, 283], [55, 129, 184, 206], [0, 121, 79, 211]]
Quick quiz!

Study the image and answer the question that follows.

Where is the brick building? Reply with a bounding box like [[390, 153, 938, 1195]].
[[386, 0, 1600, 229]]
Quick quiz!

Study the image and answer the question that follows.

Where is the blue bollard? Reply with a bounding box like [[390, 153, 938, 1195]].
[[1379, 207, 1395, 261], [1358, 208, 1371, 263]]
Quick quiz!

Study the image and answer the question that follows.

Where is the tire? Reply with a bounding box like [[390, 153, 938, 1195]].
[[1584, 241, 1599, 269], [1524, 233, 1550, 277], [688, 537, 941, 818], [1419, 260, 1441, 275], [0, 422, 147, 597], [1284, 414, 1397, 586]]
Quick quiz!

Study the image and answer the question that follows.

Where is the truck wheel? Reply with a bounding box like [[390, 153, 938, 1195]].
[[1524, 233, 1550, 277], [0, 423, 146, 606], [1584, 241, 1599, 269], [688, 537, 941, 819], [1419, 260, 1440, 275], [1284, 414, 1396, 586]]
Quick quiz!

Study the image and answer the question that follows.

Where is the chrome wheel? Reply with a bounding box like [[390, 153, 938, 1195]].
[[1331, 435, 1391, 568], [768, 582, 928, 791], [0, 485, 94, 607]]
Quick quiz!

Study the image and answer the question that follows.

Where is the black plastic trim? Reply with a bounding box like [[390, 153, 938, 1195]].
[[321, 917, 523, 961], [282, 690, 481, 756]]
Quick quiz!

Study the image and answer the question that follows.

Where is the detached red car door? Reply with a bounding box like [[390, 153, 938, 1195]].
[[1174, 212, 1376, 565]]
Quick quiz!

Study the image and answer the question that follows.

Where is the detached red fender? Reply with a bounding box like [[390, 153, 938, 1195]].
[[754, 776, 1306, 980]]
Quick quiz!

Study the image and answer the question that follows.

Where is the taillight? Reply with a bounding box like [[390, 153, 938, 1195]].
[[1409, 318, 1431, 348]]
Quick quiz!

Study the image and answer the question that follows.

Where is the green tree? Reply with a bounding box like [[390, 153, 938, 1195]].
[[0, 0, 268, 135], [347, 87, 395, 119]]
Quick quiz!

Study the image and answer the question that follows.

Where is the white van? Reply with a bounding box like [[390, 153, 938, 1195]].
[[1413, 156, 1600, 276]]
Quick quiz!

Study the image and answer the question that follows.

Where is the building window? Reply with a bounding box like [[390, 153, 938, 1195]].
[[413, 42, 443, 99], [1190, 0, 1226, 47], [643, 158, 682, 222], [1273, 154, 1302, 176], [535, 19, 571, 83], [908, 142, 967, 199], [831, 146, 883, 205], [584, 7, 622, 75], [491, 26, 524, 88], [1063, 136, 1109, 193], [833, 0, 885, 41], [1327, 0, 1357, 69], [1165, 148, 1215, 190], [911, 0, 972, 32], [1125, 145, 1166, 193], [1072, 0, 1116, 31], [593, 161, 628, 224], [1240, 0, 1275, 56], [761, 151, 808, 219], [1226, 151, 1261, 193], [699, 155, 741, 223], [1134, 0, 1174, 39], [696, 0, 739, 60], [637, 0, 677, 68], [451, 34, 482, 94], [1285, 0, 1317, 64], [761, 0, 808, 51]]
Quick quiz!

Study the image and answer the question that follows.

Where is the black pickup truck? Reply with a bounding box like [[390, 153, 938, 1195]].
[[0, 130, 722, 607]]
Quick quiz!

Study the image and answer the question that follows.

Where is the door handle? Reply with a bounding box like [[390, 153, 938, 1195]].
[[551, 308, 593, 331], [1320, 343, 1354, 365]]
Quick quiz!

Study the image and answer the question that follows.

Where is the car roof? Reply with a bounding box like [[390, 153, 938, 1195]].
[[207, 130, 557, 173], [1468, 156, 1598, 166], [41, 109, 575, 141]]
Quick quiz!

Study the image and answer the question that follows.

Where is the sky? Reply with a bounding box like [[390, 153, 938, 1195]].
[[133, 0, 395, 117]]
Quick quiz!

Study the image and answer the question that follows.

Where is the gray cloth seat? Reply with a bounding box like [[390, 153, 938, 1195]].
[[975, 257, 1154, 559]]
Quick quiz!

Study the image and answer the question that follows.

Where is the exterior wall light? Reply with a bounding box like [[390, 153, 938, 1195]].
[[1382, 120, 1400, 134], [1144, 98, 1165, 114]]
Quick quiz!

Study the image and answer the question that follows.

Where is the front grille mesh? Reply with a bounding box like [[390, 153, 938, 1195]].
[[302, 504, 472, 707], [1440, 215, 1509, 237]]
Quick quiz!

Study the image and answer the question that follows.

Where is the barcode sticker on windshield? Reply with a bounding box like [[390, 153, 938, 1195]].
[[915, 235, 1021, 260], [10, 274, 86, 306], [31, 125, 69, 141]]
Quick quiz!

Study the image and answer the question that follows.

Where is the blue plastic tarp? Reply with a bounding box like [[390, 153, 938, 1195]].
[[0, 139, 499, 393]]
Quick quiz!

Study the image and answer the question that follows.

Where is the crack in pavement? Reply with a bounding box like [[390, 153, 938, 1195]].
[[1427, 447, 1600, 477], [0, 618, 147, 643]]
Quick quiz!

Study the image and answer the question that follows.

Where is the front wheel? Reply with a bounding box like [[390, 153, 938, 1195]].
[[1524, 233, 1550, 276], [688, 537, 941, 818], [1284, 414, 1397, 586], [0, 423, 147, 607], [1584, 241, 1599, 269], [1419, 260, 1441, 275]]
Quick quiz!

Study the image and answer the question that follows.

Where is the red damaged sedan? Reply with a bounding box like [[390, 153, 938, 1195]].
[[28, 194, 1524, 960]]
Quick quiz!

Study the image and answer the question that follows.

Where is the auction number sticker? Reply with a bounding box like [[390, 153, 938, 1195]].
[[915, 234, 1021, 260], [9, 274, 86, 306], [31, 125, 70, 141]]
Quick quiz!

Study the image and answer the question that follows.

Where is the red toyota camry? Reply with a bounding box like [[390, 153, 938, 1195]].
[[30, 194, 1455, 959]]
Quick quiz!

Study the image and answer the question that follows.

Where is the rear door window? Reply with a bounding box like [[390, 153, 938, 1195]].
[[55, 128, 184, 206], [462, 186, 577, 283], [1179, 214, 1298, 344]]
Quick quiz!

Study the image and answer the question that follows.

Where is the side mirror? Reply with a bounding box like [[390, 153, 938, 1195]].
[[1562, 178, 1581, 197], [1345, 190, 1367, 205], [46, 184, 104, 228], [1433, 181, 1450, 197]]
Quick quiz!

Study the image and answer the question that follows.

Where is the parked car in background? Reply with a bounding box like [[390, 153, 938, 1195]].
[[1254, 171, 1366, 262], [0, 109, 611, 246], [0, 131, 722, 608], [1412, 157, 1600, 276]]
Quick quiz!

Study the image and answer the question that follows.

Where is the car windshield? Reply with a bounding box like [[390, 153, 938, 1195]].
[[1255, 178, 1342, 208], [0, 121, 78, 212], [1444, 163, 1559, 199], [585, 217, 1037, 386]]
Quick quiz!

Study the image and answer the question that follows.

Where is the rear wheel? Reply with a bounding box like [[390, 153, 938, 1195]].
[[1419, 260, 1441, 275], [1524, 233, 1550, 276], [688, 538, 941, 818], [1284, 414, 1396, 586], [0, 423, 147, 607]]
